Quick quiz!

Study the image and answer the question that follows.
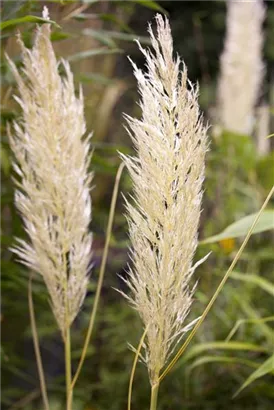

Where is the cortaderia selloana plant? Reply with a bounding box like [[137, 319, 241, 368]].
[[120, 14, 209, 409], [218, 0, 265, 135], [6, 6, 94, 410]]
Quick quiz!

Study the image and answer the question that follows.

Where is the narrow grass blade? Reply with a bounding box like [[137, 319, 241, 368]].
[[235, 296, 274, 344], [226, 316, 274, 342], [1, 16, 60, 30], [187, 355, 259, 372], [230, 272, 274, 297], [234, 354, 274, 397], [182, 341, 268, 364]]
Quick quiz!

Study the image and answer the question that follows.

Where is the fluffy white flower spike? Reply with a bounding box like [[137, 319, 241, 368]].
[[121, 14, 209, 384], [218, 0, 265, 135], [7, 17, 92, 337]]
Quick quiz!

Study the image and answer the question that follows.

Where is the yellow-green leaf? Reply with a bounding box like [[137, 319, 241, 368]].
[[230, 272, 274, 297], [1, 16, 60, 30], [133, 0, 167, 13], [201, 210, 274, 244], [234, 354, 274, 396], [182, 341, 268, 363]]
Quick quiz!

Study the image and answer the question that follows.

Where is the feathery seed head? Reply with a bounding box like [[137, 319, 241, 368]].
[[121, 14, 209, 384], [7, 15, 92, 336], [218, 0, 265, 135]]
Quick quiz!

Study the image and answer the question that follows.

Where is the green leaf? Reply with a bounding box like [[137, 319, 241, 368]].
[[83, 28, 151, 45], [234, 296, 274, 345], [133, 0, 167, 13], [187, 355, 259, 372], [0, 16, 60, 31], [67, 48, 122, 62], [201, 210, 274, 244], [50, 31, 73, 42], [226, 316, 274, 342], [230, 272, 274, 297], [234, 354, 274, 396], [182, 341, 268, 363]]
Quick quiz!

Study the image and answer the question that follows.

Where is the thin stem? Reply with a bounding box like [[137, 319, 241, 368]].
[[150, 382, 159, 410], [64, 244, 72, 410], [128, 325, 149, 410], [70, 162, 125, 391], [28, 275, 50, 410], [65, 325, 72, 410], [159, 185, 274, 382]]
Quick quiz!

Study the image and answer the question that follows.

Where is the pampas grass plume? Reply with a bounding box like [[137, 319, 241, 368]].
[[120, 14, 209, 385], [7, 7, 92, 337], [218, 0, 265, 135]]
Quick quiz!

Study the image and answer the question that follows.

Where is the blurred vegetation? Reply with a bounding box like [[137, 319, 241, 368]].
[[1, 1, 274, 410]]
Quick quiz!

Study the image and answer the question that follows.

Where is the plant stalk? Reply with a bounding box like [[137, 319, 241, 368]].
[[65, 325, 72, 410], [28, 276, 50, 410], [127, 325, 149, 410], [64, 248, 72, 410], [70, 162, 125, 391], [150, 382, 159, 410]]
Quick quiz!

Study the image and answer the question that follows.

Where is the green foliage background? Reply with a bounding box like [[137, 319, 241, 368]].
[[1, 1, 274, 409]]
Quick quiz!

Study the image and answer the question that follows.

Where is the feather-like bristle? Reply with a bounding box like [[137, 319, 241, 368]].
[[7, 17, 92, 336], [121, 14, 209, 384]]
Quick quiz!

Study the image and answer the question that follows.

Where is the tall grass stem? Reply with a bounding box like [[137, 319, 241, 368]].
[[150, 382, 159, 410], [70, 162, 125, 391], [65, 274, 72, 410], [28, 275, 50, 410], [128, 325, 149, 410], [65, 325, 72, 410]]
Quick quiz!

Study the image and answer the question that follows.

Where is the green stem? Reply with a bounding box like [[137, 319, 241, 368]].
[[150, 382, 159, 410], [127, 325, 149, 410], [70, 162, 125, 391], [28, 276, 50, 410], [65, 325, 72, 410], [64, 250, 72, 410]]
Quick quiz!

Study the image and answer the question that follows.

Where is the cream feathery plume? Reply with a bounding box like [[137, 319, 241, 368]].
[[7, 10, 92, 337], [120, 14, 209, 385], [218, 0, 265, 135]]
